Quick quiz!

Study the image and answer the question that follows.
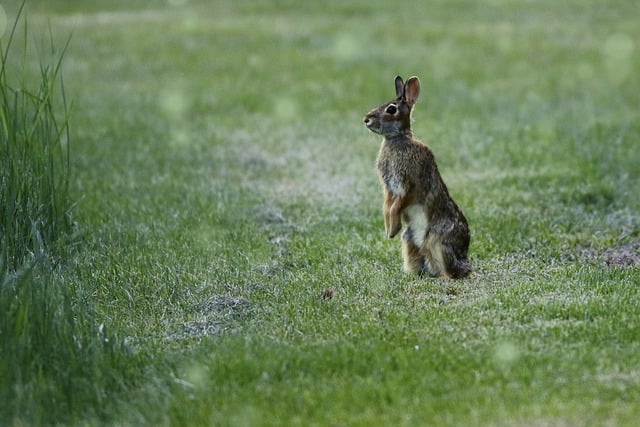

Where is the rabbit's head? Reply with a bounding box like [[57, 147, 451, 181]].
[[364, 75, 421, 137]]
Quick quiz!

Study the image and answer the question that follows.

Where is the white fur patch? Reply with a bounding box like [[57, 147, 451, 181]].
[[405, 204, 428, 247], [388, 178, 405, 197]]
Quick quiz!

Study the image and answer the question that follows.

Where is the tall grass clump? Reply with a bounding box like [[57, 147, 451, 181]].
[[0, 2, 72, 270], [0, 6, 150, 424]]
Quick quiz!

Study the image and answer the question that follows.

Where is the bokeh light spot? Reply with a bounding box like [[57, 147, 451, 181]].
[[183, 362, 208, 390], [494, 341, 521, 368], [167, 0, 189, 6], [331, 33, 360, 61], [160, 87, 189, 118], [603, 33, 634, 61], [602, 33, 634, 84], [274, 97, 299, 122]]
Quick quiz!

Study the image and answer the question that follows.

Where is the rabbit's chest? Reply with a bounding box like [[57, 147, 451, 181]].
[[377, 158, 407, 197], [384, 176, 406, 197]]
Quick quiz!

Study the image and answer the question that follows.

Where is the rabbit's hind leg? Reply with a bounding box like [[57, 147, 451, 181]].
[[423, 232, 446, 277], [441, 242, 472, 279], [401, 228, 426, 274]]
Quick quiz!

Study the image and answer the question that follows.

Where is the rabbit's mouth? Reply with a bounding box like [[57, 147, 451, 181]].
[[364, 116, 381, 134]]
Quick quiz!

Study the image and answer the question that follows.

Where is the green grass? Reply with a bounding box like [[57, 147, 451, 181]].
[[2, 0, 639, 425], [0, 2, 72, 268], [0, 4, 152, 425]]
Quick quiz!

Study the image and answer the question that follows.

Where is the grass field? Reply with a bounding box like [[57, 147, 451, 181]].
[[2, 0, 639, 425]]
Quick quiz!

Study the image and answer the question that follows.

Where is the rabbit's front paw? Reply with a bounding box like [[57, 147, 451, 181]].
[[387, 223, 401, 239]]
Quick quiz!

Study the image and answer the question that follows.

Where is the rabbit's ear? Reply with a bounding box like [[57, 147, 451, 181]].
[[404, 76, 421, 107], [394, 75, 405, 99]]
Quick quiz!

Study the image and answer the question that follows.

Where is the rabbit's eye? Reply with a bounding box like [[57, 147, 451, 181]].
[[385, 104, 397, 115]]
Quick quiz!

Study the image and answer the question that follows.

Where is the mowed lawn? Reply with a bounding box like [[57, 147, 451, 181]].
[[3, 0, 640, 425]]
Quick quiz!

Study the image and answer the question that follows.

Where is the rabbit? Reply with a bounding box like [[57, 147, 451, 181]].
[[363, 75, 471, 278]]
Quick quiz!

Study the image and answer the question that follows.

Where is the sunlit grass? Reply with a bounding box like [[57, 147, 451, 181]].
[[0, 5, 149, 425], [0, 3, 72, 269], [2, 0, 639, 425]]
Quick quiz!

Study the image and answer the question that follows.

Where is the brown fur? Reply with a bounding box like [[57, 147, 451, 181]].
[[364, 76, 471, 278]]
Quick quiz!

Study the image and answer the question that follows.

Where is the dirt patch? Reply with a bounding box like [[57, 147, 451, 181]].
[[579, 240, 640, 269], [199, 295, 251, 314], [167, 295, 251, 341], [251, 202, 307, 278]]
